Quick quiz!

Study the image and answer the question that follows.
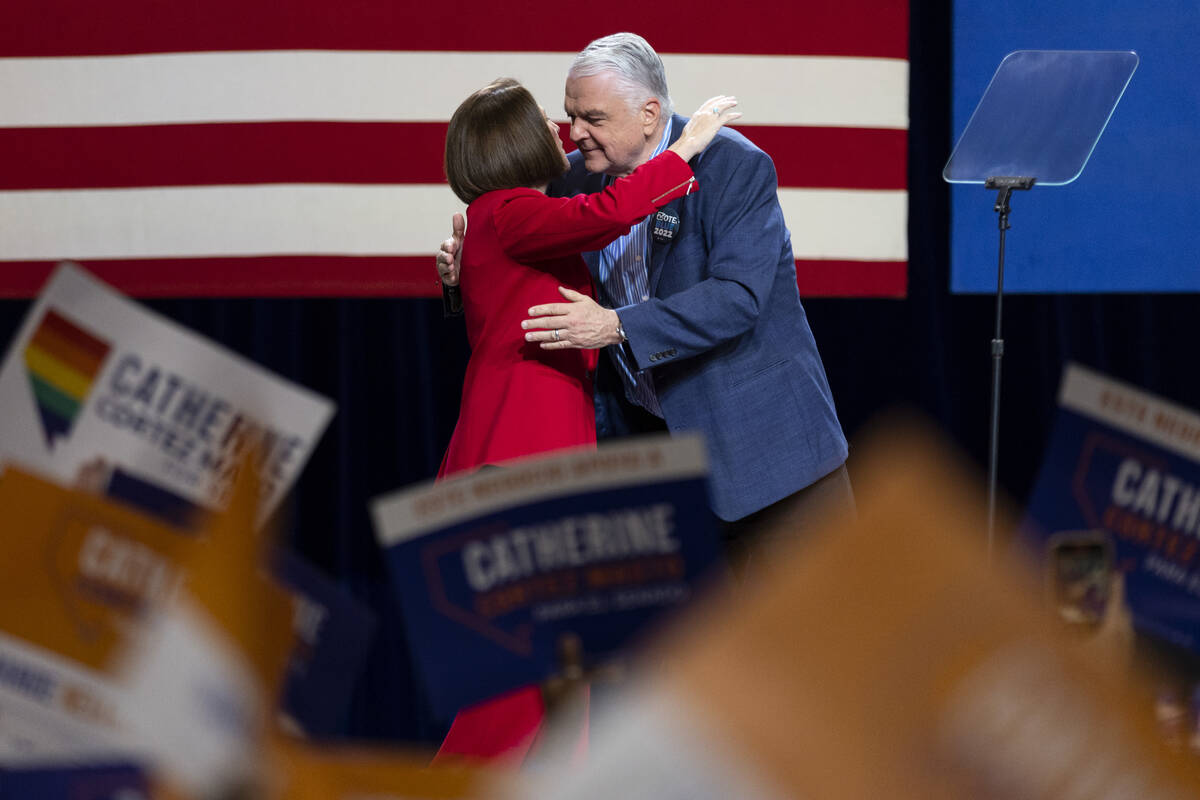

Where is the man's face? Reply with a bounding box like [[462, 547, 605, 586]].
[[564, 71, 661, 177], [540, 106, 568, 167]]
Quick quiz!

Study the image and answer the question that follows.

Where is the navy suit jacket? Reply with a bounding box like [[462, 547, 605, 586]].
[[549, 115, 847, 520]]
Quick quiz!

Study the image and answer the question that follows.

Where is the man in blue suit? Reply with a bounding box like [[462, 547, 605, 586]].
[[440, 33, 852, 553]]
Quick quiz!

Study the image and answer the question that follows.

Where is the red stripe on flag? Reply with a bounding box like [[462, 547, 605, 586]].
[[0, 257, 446, 299], [0, 124, 906, 191], [743, 127, 907, 190], [0, 0, 907, 59], [0, 123, 452, 190], [795, 260, 907, 298], [0, 257, 906, 299]]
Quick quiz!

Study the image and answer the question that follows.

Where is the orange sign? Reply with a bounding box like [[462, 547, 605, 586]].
[[0, 466, 193, 672], [651, 425, 1200, 799], [269, 738, 489, 800]]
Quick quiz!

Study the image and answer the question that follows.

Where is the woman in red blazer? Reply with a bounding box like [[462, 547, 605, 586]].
[[434, 78, 737, 764]]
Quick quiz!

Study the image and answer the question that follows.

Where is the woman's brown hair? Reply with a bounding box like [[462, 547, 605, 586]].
[[444, 78, 569, 205]]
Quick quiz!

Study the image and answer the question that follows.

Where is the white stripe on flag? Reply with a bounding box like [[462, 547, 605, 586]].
[[0, 51, 908, 129], [783, 189, 908, 261], [0, 185, 907, 262]]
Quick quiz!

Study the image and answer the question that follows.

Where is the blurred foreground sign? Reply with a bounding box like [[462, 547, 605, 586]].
[[0, 263, 333, 520], [273, 549, 377, 737], [0, 467, 190, 763], [371, 435, 723, 720], [1023, 363, 1200, 653], [269, 739, 487, 800], [517, 425, 1200, 799]]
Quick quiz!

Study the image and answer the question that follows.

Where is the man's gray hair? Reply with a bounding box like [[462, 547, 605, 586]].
[[569, 33, 674, 117]]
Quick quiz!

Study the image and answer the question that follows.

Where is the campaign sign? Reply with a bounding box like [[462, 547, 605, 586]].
[[273, 549, 377, 736], [0, 263, 334, 520], [1022, 363, 1200, 652], [71, 462, 374, 737], [0, 763, 148, 800], [0, 466, 195, 764], [371, 435, 723, 720]]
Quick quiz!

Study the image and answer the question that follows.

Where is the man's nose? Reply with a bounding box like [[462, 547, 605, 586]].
[[570, 118, 588, 142]]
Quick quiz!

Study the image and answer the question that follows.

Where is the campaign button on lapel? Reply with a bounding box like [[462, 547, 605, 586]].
[[652, 210, 680, 243]]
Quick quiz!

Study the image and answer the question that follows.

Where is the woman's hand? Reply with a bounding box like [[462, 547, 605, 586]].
[[435, 213, 465, 287], [668, 95, 741, 162]]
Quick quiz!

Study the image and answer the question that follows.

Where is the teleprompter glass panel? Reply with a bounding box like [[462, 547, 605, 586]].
[[944, 50, 1138, 186]]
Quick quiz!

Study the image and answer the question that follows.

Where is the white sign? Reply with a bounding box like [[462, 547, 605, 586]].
[[0, 263, 334, 518]]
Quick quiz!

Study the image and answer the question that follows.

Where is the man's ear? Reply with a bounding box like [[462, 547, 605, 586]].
[[640, 97, 662, 135]]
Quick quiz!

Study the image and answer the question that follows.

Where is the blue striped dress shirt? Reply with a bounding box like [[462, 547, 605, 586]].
[[596, 125, 672, 417]]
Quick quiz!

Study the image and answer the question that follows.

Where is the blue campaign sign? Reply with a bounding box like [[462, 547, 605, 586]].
[[951, 1, 1200, 292], [271, 549, 377, 736], [0, 763, 147, 800], [371, 436, 723, 721], [1021, 364, 1200, 652]]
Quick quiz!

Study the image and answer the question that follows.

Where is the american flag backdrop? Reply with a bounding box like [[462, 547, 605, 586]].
[[0, 1, 909, 298]]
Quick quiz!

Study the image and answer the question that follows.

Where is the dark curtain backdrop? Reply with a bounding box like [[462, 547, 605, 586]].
[[3, 2, 1197, 744]]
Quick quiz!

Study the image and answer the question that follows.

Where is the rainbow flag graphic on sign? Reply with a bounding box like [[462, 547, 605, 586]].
[[22, 309, 110, 448]]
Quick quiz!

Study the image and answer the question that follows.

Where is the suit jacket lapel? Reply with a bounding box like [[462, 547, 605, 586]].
[[649, 115, 689, 296], [582, 249, 602, 286], [649, 199, 683, 296]]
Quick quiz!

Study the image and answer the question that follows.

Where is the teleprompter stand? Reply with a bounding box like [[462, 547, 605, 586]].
[[944, 50, 1138, 559], [981, 174, 1034, 561]]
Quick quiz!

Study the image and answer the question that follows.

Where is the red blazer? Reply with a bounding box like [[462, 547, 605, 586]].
[[438, 150, 695, 479], [434, 150, 696, 765]]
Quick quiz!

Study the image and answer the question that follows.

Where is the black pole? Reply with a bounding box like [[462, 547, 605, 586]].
[[983, 176, 1034, 562], [988, 188, 1011, 562]]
